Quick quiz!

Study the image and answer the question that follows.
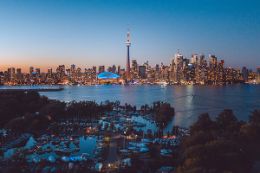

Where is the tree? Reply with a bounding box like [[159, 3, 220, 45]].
[[190, 113, 216, 134], [240, 110, 260, 160], [154, 102, 175, 128], [176, 110, 253, 173]]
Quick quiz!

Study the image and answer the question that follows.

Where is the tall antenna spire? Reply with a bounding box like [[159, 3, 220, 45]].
[[126, 30, 131, 80]]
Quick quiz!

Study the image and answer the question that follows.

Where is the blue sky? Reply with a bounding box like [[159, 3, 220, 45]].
[[0, 0, 259, 71]]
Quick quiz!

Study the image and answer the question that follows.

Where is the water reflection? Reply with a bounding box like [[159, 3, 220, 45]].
[[1, 84, 260, 127]]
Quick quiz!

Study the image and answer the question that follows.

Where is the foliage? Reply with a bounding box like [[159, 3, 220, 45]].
[[153, 101, 175, 128], [176, 109, 260, 173], [0, 91, 119, 132]]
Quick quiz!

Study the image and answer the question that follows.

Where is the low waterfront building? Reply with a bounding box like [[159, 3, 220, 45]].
[[97, 71, 121, 84]]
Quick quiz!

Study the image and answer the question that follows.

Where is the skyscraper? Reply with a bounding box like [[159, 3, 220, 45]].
[[98, 66, 105, 74], [29, 66, 34, 76], [242, 66, 249, 82], [16, 68, 22, 81], [132, 60, 138, 72], [125, 31, 131, 80], [47, 68, 52, 78], [171, 52, 184, 83], [36, 68, 41, 75], [257, 67, 260, 83], [7, 67, 15, 82], [138, 65, 146, 79]]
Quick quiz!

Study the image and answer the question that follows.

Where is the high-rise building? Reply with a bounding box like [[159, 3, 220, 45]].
[[71, 64, 76, 71], [171, 52, 184, 83], [47, 68, 52, 78], [191, 54, 199, 65], [107, 65, 116, 73], [8, 67, 15, 81], [76, 67, 82, 78], [16, 68, 22, 80], [257, 67, 260, 83], [195, 55, 205, 84], [208, 55, 218, 83], [132, 60, 138, 72], [0, 71, 4, 84], [138, 65, 146, 79], [117, 66, 121, 75], [92, 66, 97, 74], [29, 66, 34, 76], [56, 65, 66, 81], [36, 68, 41, 75], [198, 55, 205, 66], [111, 65, 116, 73], [98, 66, 105, 74], [242, 66, 249, 82], [125, 31, 131, 80], [16, 68, 21, 74], [209, 55, 217, 67], [155, 64, 160, 72], [71, 64, 76, 74], [217, 60, 225, 83], [257, 67, 260, 75]]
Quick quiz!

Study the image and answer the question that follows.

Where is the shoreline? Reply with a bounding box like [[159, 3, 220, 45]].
[[1, 82, 258, 87], [0, 88, 64, 92]]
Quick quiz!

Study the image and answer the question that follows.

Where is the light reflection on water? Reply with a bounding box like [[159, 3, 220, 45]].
[[1, 84, 260, 127], [41, 84, 260, 127]]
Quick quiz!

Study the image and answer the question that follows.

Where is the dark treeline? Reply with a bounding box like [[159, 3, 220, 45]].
[[0, 91, 175, 134], [0, 91, 115, 133], [176, 109, 260, 173]]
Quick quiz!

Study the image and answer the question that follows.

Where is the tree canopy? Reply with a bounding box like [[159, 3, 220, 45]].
[[176, 110, 260, 173]]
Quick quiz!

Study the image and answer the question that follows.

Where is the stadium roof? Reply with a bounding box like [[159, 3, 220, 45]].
[[97, 71, 120, 79]]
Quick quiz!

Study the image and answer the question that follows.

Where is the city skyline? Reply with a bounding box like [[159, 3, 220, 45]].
[[0, 0, 260, 71], [2, 52, 259, 86], [1, 51, 259, 73]]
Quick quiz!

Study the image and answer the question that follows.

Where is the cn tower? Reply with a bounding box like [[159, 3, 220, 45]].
[[125, 31, 131, 80]]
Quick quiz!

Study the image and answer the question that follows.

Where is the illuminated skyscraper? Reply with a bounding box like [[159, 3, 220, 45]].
[[16, 68, 22, 81], [257, 67, 260, 83], [125, 31, 131, 80], [7, 67, 15, 81], [132, 60, 138, 72], [36, 68, 41, 75], [29, 66, 34, 76], [171, 52, 184, 83], [56, 65, 66, 81], [191, 54, 199, 65], [47, 68, 52, 78], [242, 66, 249, 82], [138, 65, 146, 79], [208, 55, 218, 84], [98, 66, 105, 74]]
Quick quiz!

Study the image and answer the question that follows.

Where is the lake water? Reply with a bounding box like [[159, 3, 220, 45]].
[[1, 84, 260, 127]]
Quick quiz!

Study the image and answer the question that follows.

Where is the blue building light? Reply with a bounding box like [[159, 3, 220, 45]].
[[97, 72, 120, 79]]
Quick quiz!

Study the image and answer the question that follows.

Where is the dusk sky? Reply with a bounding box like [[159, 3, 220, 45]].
[[0, 0, 259, 72]]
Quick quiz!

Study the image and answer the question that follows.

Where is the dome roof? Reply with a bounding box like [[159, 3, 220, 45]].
[[97, 72, 120, 79]]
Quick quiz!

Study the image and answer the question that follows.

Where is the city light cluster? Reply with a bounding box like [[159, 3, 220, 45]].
[[1, 53, 260, 85]]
